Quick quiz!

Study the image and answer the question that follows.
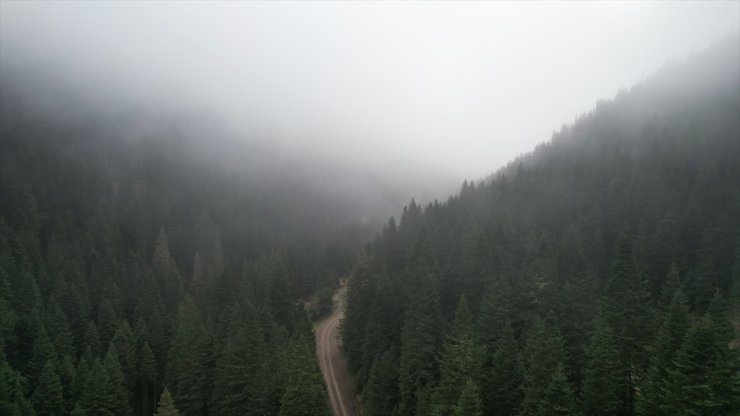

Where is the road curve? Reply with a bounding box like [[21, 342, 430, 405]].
[[315, 285, 359, 416]]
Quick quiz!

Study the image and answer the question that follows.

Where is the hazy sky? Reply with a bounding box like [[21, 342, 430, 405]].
[[1, 1, 738, 179]]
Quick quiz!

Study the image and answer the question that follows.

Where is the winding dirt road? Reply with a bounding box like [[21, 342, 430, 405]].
[[315, 285, 360, 416]]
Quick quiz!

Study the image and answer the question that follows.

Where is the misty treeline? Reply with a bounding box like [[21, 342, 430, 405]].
[[0, 68, 415, 415], [343, 38, 740, 416]]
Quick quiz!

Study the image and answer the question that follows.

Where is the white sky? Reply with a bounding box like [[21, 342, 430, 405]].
[[1, 1, 739, 179]]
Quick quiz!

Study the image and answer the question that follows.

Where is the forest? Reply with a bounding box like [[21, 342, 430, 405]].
[[0, 66, 397, 414], [342, 38, 740, 416], [1, 5, 739, 416]]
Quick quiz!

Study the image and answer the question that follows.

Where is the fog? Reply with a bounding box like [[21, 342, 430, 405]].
[[1, 1, 738, 182]]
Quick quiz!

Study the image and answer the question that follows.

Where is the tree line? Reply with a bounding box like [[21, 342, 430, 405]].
[[342, 38, 740, 416]]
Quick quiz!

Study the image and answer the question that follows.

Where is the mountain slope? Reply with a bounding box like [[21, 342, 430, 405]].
[[343, 36, 740, 416]]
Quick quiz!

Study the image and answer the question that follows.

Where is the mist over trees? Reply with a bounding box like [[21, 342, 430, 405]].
[[0, 2, 738, 415], [0, 51, 436, 413], [342, 37, 740, 416]]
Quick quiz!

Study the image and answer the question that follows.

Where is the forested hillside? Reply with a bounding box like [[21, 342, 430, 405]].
[[0, 67, 412, 415], [343, 37, 740, 416]]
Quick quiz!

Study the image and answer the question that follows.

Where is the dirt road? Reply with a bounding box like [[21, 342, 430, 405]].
[[315, 285, 359, 416]]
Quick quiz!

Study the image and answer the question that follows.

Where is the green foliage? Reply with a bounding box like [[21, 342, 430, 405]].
[[277, 335, 330, 416], [519, 315, 568, 416], [30, 360, 63, 416], [582, 317, 623, 416], [362, 348, 399, 416], [637, 288, 690, 416], [167, 296, 213, 415], [662, 314, 740, 415], [154, 387, 179, 416], [538, 364, 577, 416], [452, 378, 482, 416], [431, 295, 485, 416], [482, 320, 523, 416], [78, 359, 116, 416], [103, 343, 132, 416], [211, 304, 270, 416]]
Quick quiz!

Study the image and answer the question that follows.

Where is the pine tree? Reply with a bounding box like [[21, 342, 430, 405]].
[[431, 295, 485, 416], [31, 360, 64, 416], [663, 314, 740, 415], [397, 238, 441, 416], [103, 343, 131, 416], [519, 314, 567, 416], [155, 387, 179, 416], [138, 342, 158, 416], [167, 296, 213, 416], [362, 348, 399, 416], [277, 335, 329, 416], [482, 320, 523, 416], [78, 359, 116, 416], [111, 321, 137, 400], [453, 378, 483, 416], [637, 288, 690, 416], [538, 364, 577, 416], [582, 316, 622, 416], [599, 236, 653, 414], [475, 275, 513, 349], [211, 303, 269, 416]]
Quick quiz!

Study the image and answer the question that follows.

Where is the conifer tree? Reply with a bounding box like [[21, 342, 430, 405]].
[[154, 387, 179, 416], [453, 378, 483, 416], [582, 316, 622, 416], [362, 348, 399, 416], [519, 314, 567, 416], [663, 314, 740, 415], [599, 236, 653, 414], [31, 360, 64, 416], [482, 320, 523, 416], [167, 296, 213, 416], [538, 364, 577, 416], [111, 321, 137, 399], [78, 359, 116, 416], [277, 335, 329, 416], [637, 288, 690, 416], [103, 343, 131, 416], [431, 295, 485, 416], [138, 342, 158, 416], [211, 303, 269, 416], [397, 236, 442, 416]]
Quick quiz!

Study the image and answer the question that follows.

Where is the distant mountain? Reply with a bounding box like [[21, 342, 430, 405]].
[[343, 36, 740, 416], [0, 57, 426, 414]]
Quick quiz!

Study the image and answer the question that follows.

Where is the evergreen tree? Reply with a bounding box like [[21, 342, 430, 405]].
[[138, 342, 158, 416], [637, 288, 690, 416], [30, 360, 64, 416], [277, 335, 329, 416], [397, 238, 441, 416], [663, 314, 740, 415], [452, 378, 483, 416], [538, 364, 577, 416], [167, 296, 213, 416], [362, 348, 399, 416], [211, 304, 269, 416], [431, 295, 485, 416], [599, 236, 653, 414], [482, 320, 523, 416], [582, 316, 622, 416], [103, 343, 131, 416], [519, 314, 567, 416], [154, 387, 179, 416], [78, 359, 116, 416]]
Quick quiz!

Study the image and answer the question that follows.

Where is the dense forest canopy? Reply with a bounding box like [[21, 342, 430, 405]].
[[0, 51, 436, 414], [1, 4, 739, 415], [342, 36, 740, 416]]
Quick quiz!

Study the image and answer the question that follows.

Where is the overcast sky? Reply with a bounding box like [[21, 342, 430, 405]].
[[1, 1, 738, 179]]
